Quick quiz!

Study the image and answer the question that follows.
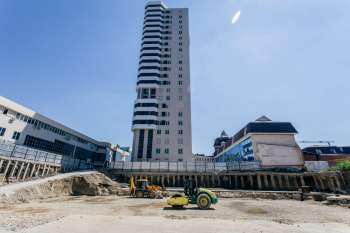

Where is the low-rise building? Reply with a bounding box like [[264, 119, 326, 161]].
[[193, 153, 214, 163], [213, 116, 304, 169], [0, 96, 111, 163], [303, 146, 350, 166]]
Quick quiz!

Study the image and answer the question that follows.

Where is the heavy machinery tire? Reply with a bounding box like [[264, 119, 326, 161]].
[[135, 190, 144, 198], [197, 194, 211, 210]]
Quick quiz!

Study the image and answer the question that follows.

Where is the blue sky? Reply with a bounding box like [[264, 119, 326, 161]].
[[1, 0, 349, 154]]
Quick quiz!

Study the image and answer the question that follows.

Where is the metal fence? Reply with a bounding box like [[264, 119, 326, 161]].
[[0, 141, 63, 165], [0, 141, 92, 170], [111, 160, 261, 173]]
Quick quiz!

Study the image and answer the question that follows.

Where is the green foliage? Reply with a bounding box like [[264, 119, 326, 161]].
[[329, 160, 350, 171]]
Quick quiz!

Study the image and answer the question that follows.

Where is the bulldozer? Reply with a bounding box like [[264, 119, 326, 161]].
[[167, 179, 218, 209], [130, 176, 165, 198]]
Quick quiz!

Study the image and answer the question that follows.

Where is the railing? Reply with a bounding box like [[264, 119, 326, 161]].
[[0, 141, 93, 170], [0, 142, 62, 165], [111, 160, 261, 173]]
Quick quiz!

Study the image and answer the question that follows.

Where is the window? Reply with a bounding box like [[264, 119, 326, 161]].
[[179, 20, 183, 24], [3, 109, 8, 115], [166, 96, 170, 101], [179, 60, 183, 64], [12, 131, 20, 140], [178, 81, 183, 85], [156, 148, 161, 154], [141, 88, 149, 99], [179, 36, 183, 40], [178, 130, 183, 135], [164, 148, 169, 154], [178, 96, 183, 101], [165, 130, 169, 134], [0, 127, 6, 136], [315, 149, 322, 155], [179, 48, 183, 52], [178, 121, 183, 126], [179, 66, 183, 71], [137, 130, 145, 159], [157, 130, 161, 135], [162, 103, 168, 108], [150, 88, 156, 98], [166, 88, 170, 93], [179, 31, 182, 34], [146, 130, 153, 159], [178, 74, 183, 78], [178, 148, 183, 154], [178, 112, 183, 117]]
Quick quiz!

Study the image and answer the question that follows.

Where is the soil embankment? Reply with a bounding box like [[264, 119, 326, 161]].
[[0, 171, 128, 203]]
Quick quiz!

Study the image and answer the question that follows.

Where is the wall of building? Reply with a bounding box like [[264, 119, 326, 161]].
[[251, 134, 304, 167], [0, 96, 109, 161]]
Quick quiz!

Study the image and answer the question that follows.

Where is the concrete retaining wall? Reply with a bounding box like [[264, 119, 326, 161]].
[[0, 156, 59, 185], [109, 170, 346, 193]]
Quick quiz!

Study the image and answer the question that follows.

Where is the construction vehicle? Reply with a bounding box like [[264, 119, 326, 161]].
[[167, 179, 218, 209], [130, 176, 165, 198]]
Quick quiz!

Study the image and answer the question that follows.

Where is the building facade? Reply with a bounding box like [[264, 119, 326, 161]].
[[131, 1, 192, 162], [303, 146, 350, 166], [213, 116, 304, 169], [0, 96, 110, 162]]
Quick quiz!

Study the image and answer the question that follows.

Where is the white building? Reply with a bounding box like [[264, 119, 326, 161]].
[[0, 96, 111, 162], [131, 1, 192, 162]]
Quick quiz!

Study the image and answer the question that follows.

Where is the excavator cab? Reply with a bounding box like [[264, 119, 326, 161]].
[[130, 177, 164, 198]]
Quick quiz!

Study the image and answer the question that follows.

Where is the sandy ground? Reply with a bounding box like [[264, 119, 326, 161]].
[[0, 196, 349, 233], [0, 171, 97, 197]]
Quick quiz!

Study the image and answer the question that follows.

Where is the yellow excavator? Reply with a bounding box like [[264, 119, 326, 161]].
[[130, 176, 166, 198]]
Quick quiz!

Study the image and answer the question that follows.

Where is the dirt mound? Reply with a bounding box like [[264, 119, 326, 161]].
[[0, 172, 128, 203]]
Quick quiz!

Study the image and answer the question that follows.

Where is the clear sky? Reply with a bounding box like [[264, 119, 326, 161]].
[[1, 0, 349, 155]]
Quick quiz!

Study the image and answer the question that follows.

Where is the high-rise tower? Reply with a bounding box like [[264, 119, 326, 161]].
[[131, 1, 192, 161]]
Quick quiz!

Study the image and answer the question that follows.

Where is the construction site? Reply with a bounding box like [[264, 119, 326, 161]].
[[0, 136, 350, 233], [0, 161, 350, 233], [1, 0, 350, 232]]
